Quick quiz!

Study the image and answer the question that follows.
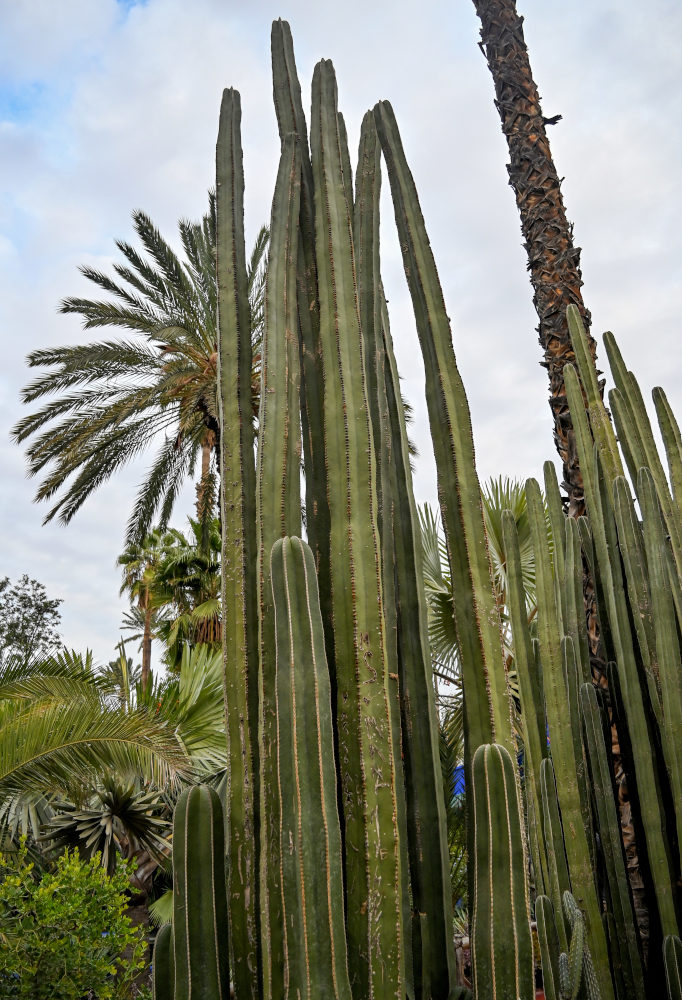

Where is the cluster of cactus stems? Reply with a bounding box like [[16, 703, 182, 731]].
[[152, 18, 682, 1000]]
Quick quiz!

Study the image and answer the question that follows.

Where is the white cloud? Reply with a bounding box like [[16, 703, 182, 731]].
[[1, 0, 681, 661]]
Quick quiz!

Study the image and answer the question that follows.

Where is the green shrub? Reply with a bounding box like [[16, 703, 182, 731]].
[[0, 841, 146, 998]]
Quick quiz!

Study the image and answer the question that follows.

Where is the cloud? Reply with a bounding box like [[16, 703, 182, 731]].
[[2, 0, 681, 663]]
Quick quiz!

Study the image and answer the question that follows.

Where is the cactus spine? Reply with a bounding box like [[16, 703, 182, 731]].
[[471, 743, 534, 1000]]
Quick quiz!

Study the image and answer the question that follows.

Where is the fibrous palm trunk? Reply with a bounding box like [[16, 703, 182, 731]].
[[472, 0, 648, 955], [472, 0, 596, 519], [141, 596, 152, 693]]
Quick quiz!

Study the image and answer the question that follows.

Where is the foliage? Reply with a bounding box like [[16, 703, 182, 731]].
[[0, 842, 146, 999], [41, 775, 170, 876], [0, 650, 190, 802], [118, 519, 222, 671], [12, 196, 268, 546], [0, 576, 62, 666]]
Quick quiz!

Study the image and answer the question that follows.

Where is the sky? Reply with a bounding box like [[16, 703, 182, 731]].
[[1, 0, 681, 667]]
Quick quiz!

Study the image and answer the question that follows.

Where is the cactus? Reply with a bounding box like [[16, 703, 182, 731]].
[[152, 923, 174, 1000], [565, 358, 679, 937], [256, 131, 302, 999], [536, 895, 562, 1000], [310, 59, 403, 999], [216, 87, 260, 998], [270, 537, 351, 999], [580, 683, 645, 995], [374, 99, 513, 763], [559, 892, 602, 1000], [664, 935, 682, 1000], [270, 21, 333, 668], [172, 785, 231, 1000], [471, 743, 534, 1000]]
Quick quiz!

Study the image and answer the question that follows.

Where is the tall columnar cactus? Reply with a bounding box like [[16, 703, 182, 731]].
[[565, 316, 680, 939], [471, 743, 534, 1000], [152, 785, 231, 1000], [270, 536, 351, 999], [374, 99, 513, 762], [310, 59, 403, 999], [256, 131, 303, 999], [527, 479, 613, 997], [580, 682, 645, 995], [536, 895, 562, 1000], [216, 88, 260, 998], [270, 22, 333, 665]]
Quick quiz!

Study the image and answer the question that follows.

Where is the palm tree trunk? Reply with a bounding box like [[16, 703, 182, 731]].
[[472, 0, 648, 956], [472, 0, 596, 519], [196, 435, 215, 521], [141, 597, 152, 692]]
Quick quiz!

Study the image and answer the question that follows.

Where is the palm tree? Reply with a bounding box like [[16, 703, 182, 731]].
[[151, 517, 222, 669], [12, 195, 268, 546], [471, 0, 597, 519], [0, 649, 190, 804], [420, 477, 540, 691], [118, 528, 173, 690]]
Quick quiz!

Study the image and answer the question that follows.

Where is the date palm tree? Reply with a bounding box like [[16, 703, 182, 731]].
[[12, 195, 268, 546], [472, 0, 597, 519]]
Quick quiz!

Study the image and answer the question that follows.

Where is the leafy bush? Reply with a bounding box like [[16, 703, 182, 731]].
[[0, 842, 146, 998]]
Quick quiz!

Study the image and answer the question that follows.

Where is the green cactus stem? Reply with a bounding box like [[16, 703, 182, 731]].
[[536, 895, 562, 1000], [172, 785, 231, 1000], [653, 387, 682, 519], [271, 536, 351, 1000], [152, 923, 174, 1000], [270, 21, 333, 666], [374, 98, 513, 760], [216, 87, 260, 999], [580, 682, 645, 995], [565, 361, 679, 938], [471, 743, 534, 1000], [311, 60, 403, 999], [664, 935, 682, 1000], [256, 131, 302, 999]]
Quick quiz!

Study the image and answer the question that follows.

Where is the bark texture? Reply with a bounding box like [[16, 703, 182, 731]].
[[473, 0, 597, 518], [472, 0, 648, 958]]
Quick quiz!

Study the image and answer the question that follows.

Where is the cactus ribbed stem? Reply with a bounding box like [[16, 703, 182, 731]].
[[638, 466, 682, 861], [216, 87, 260, 999], [311, 60, 402, 999], [374, 99, 513, 760], [540, 758, 570, 954], [603, 330, 682, 579], [654, 387, 682, 519], [471, 743, 534, 1000], [536, 895, 561, 1000], [172, 786, 231, 1000], [256, 132, 302, 999], [664, 935, 682, 1000], [270, 20, 333, 667], [566, 361, 679, 937], [152, 923, 174, 1000], [353, 111, 413, 996], [580, 682, 645, 995], [271, 537, 351, 1000]]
